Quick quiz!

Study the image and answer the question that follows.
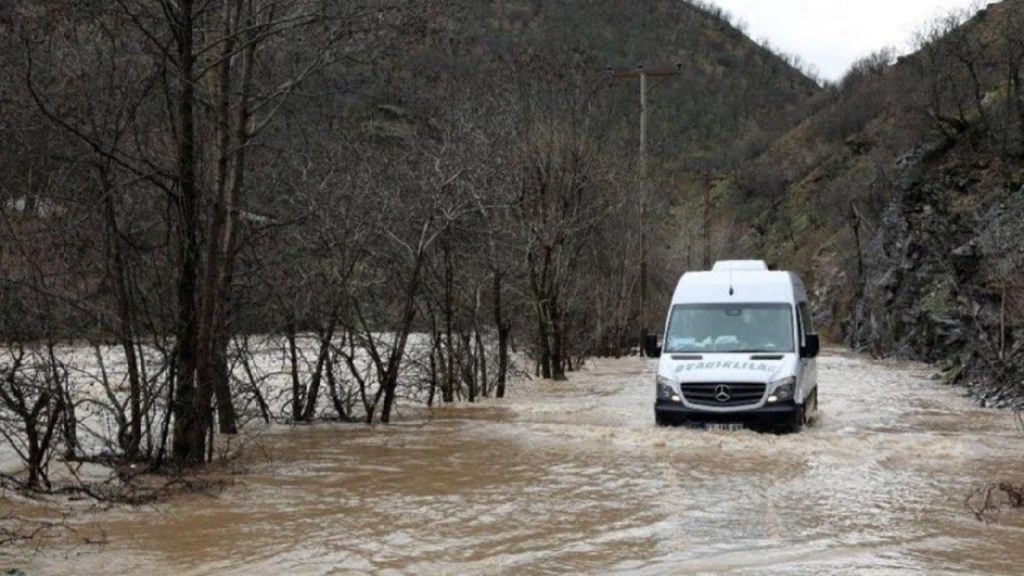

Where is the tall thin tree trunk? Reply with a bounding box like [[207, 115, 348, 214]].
[[442, 238, 455, 403], [287, 323, 303, 422], [380, 255, 425, 423], [427, 346, 438, 407], [325, 349, 349, 421], [536, 302, 552, 379], [238, 338, 271, 424], [48, 343, 78, 460], [463, 332, 476, 403], [475, 329, 488, 398], [171, 0, 205, 467], [209, 9, 256, 434], [493, 269, 510, 398], [1001, 282, 1007, 361], [196, 0, 245, 438], [104, 192, 143, 457], [302, 319, 336, 421], [550, 299, 566, 381]]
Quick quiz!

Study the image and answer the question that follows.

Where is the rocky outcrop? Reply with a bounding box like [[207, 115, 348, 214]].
[[837, 135, 1024, 408], [748, 1, 1024, 411]]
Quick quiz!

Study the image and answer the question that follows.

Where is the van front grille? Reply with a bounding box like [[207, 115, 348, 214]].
[[680, 382, 766, 407]]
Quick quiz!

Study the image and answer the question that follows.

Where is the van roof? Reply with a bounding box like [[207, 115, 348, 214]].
[[671, 270, 807, 305], [711, 260, 769, 272]]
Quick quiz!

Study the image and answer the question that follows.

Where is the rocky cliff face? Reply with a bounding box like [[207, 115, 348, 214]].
[[831, 132, 1024, 408], [742, 1, 1024, 407]]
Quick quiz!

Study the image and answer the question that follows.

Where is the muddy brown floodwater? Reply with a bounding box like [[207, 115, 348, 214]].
[[7, 352, 1024, 575]]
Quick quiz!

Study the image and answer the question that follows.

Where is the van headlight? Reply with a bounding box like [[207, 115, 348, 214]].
[[767, 376, 795, 403], [656, 376, 680, 402]]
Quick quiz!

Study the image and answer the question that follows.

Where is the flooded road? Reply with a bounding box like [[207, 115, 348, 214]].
[[10, 352, 1024, 574]]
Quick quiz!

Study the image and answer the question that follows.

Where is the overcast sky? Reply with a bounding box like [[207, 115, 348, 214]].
[[705, 0, 983, 80]]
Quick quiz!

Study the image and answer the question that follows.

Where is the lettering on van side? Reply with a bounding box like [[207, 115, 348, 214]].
[[676, 361, 775, 372]]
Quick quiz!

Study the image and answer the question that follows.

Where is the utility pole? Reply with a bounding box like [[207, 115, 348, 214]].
[[611, 64, 681, 355], [700, 174, 726, 270], [639, 68, 648, 176], [702, 176, 712, 270]]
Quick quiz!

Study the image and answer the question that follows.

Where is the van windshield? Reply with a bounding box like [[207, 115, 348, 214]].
[[664, 303, 795, 354]]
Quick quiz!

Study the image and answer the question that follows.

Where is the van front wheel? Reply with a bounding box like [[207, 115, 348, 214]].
[[655, 411, 674, 427], [779, 405, 805, 434]]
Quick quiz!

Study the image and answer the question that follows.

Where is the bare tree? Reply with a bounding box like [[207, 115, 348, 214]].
[[0, 345, 66, 490]]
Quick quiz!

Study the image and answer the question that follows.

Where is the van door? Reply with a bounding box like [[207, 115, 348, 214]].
[[796, 302, 818, 404]]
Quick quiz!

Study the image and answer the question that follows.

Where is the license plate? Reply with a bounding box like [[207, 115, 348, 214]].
[[705, 423, 744, 431]]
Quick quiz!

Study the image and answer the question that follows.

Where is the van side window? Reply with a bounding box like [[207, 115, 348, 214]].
[[797, 302, 814, 344]]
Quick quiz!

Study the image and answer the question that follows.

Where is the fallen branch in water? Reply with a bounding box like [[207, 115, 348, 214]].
[[0, 454, 235, 509], [0, 507, 107, 548], [969, 411, 1024, 520], [967, 482, 1024, 521]]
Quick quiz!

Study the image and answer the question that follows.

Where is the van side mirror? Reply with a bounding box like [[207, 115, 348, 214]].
[[643, 334, 662, 358], [801, 334, 820, 359]]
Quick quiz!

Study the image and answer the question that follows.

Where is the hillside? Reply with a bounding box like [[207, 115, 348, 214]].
[[285, 0, 821, 178], [1, 0, 822, 340], [451, 0, 825, 325], [466, 0, 821, 168], [727, 0, 1024, 405], [0, 0, 832, 472]]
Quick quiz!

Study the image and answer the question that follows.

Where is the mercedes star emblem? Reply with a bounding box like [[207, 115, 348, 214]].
[[714, 384, 732, 403]]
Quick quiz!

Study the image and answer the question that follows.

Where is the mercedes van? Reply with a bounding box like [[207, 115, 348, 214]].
[[645, 260, 819, 433]]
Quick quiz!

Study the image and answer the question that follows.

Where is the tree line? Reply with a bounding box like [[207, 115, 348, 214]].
[[0, 0, 658, 486]]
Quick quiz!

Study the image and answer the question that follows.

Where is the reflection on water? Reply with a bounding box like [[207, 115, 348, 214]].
[[7, 353, 1024, 575]]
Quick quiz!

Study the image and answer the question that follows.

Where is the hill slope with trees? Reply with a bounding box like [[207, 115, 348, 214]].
[[0, 0, 821, 479], [724, 0, 1024, 406]]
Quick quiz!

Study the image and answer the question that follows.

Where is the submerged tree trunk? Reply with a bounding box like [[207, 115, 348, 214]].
[[196, 0, 255, 438], [211, 331, 237, 433], [442, 236, 455, 403], [379, 255, 426, 424], [496, 326, 510, 398], [550, 297, 566, 381], [462, 332, 476, 403], [537, 306, 552, 380], [171, 0, 205, 467], [102, 188, 143, 457], [475, 328, 487, 398], [287, 323, 304, 422], [325, 348, 349, 421], [492, 268, 511, 398], [238, 338, 271, 424], [302, 319, 336, 421]]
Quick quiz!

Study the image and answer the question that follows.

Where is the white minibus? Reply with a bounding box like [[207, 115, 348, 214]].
[[646, 260, 819, 433]]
